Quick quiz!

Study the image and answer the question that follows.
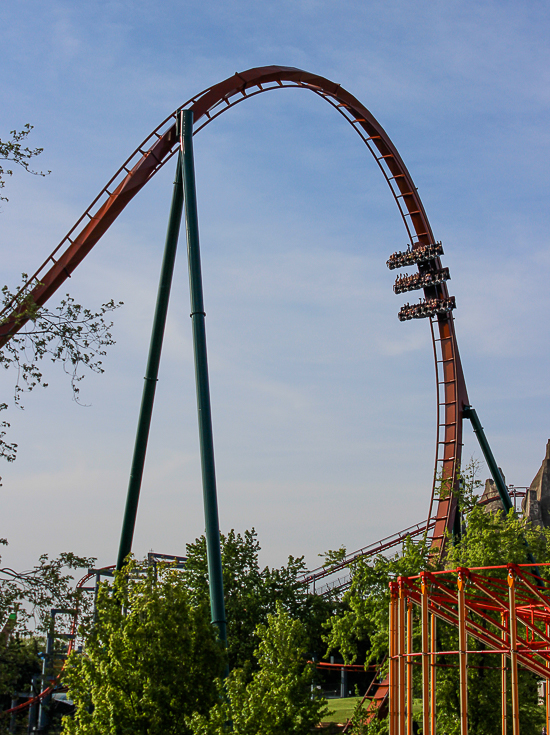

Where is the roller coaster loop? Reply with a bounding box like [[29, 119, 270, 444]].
[[0, 66, 470, 551]]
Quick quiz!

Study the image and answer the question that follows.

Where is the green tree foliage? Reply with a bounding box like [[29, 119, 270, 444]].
[[187, 604, 330, 735], [0, 124, 49, 202], [63, 561, 225, 735], [324, 535, 432, 667], [0, 544, 95, 717], [0, 543, 95, 637], [446, 501, 550, 569], [0, 279, 122, 408], [0, 125, 122, 466], [181, 529, 335, 670], [0, 634, 42, 715], [326, 461, 550, 734]]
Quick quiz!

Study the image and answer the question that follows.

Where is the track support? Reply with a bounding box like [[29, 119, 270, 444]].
[[462, 405, 513, 513], [180, 109, 227, 646], [116, 151, 184, 571]]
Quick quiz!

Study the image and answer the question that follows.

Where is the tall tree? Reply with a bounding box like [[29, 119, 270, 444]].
[[324, 461, 550, 734], [63, 561, 225, 735], [181, 529, 335, 670], [186, 604, 330, 735]]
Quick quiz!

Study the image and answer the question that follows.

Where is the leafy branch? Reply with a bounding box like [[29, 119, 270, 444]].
[[0, 278, 123, 407], [0, 548, 96, 636], [0, 124, 49, 203]]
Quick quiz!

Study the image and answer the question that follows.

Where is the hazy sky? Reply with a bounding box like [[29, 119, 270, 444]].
[[1, 0, 550, 574]]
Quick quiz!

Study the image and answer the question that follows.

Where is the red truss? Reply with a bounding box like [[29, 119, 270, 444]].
[[396, 563, 550, 680]]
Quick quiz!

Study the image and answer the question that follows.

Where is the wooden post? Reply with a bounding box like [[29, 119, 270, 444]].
[[421, 573, 430, 735], [507, 567, 520, 735], [457, 569, 468, 735]]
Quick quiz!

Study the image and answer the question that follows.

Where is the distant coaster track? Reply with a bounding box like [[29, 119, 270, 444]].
[[0, 66, 469, 549]]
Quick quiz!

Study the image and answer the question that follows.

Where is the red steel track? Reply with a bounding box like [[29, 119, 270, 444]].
[[303, 518, 436, 595], [0, 66, 469, 549]]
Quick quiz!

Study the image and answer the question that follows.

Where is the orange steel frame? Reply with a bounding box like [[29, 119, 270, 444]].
[[389, 564, 550, 734], [0, 67, 469, 550]]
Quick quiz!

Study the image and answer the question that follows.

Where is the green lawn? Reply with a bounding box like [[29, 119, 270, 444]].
[[321, 697, 362, 723], [320, 697, 423, 725]]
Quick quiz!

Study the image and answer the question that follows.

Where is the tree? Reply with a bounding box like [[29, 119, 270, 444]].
[[186, 604, 330, 735], [0, 278, 122, 408], [181, 529, 336, 670], [0, 279, 121, 483], [324, 460, 550, 734], [0, 124, 49, 203], [0, 542, 95, 717], [0, 125, 122, 724], [0, 124, 122, 469], [324, 534, 432, 668], [0, 543, 96, 637], [62, 560, 225, 735]]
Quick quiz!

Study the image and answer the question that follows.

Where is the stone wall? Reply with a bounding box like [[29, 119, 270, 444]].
[[522, 439, 550, 527], [479, 474, 505, 515]]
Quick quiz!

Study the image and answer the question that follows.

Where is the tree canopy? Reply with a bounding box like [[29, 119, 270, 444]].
[[181, 528, 336, 670], [63, 561, 225, 735], [186, 604, 330, 735]]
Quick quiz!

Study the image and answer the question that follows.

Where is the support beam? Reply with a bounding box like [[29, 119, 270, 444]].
[[421, 574, 430, 735], [457, 569, 468, 735], [462, 405, 513, 513], [430, 614, 437, 735], [180, 109, 227, 646], [389, 582, 398, 735], [546, 622, 550, 735], [398, 585, 406, 735], [508, 568, 520, 735], [407, 599, 413, 735], [501, 613, 507, 735], [116, 152, 184, 570]]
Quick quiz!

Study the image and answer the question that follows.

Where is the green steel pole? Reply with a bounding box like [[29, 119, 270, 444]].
[[462, 405, 513, 513], [116, 154, 184, 570], [180, 109, 227, 645], [463, 404, 540, 573]]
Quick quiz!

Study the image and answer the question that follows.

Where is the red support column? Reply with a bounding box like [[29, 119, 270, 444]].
[[457, 569, 468, 735], [407, 599, 413, 735], [507, 567, 520, 735], [389, 581, 399, 735], [421, 573, 430, 735]]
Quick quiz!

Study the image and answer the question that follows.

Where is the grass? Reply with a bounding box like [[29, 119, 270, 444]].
[[321, 697, 362, 723]]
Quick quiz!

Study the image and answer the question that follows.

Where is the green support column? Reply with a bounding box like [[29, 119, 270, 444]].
[[463, 404, 539, 572], [116, 153, 184, 570], [179, 109, 227, 645], [462, 405, 513, 513]]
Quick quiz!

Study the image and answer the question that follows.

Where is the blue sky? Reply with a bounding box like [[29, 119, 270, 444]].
[[1, 0, 550, 572]]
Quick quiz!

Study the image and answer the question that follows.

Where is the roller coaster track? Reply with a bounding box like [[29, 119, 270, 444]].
[[0, 66, 469, 552], [303, 517, 436, 595]]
